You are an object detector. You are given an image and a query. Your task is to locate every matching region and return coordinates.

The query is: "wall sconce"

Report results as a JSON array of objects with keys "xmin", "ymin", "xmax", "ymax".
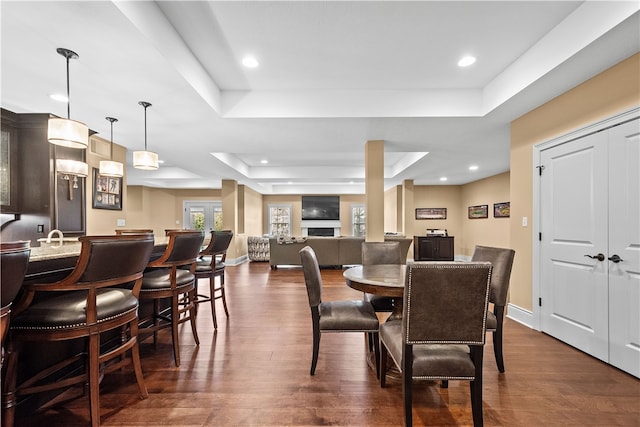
[{"xmin": 56, "ymin": 158, "xmax": 88, "ymax": 200}]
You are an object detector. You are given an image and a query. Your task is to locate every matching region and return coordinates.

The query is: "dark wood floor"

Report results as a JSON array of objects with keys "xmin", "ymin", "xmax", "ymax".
[{"xmin": 14, "ymin": 261, "xmax": 640, "ymax": 426}]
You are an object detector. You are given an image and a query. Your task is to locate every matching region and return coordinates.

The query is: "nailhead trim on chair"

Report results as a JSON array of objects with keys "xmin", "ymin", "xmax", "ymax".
[{"xmin": 10, "ymin": 307, "xmax": 138, "ymax": 331}]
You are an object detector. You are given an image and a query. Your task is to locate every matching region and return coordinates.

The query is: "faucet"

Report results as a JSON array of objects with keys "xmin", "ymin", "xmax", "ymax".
[{"xmin": 46, "ymin": 229, "xmax": 64, "ymax": 246}]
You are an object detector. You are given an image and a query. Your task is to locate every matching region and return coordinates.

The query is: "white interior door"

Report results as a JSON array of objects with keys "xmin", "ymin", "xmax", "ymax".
[
  {"xmin": 608, "ymin": 119, "xmax": 640, "ymax": 377},
  {"xmin": 540, "ymin": 130, "xmax": 609, "ymax": 362}
]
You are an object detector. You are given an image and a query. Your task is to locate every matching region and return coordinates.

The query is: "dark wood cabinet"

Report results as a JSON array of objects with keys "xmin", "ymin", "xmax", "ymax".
[
  {"xmin": 413, "ymin": 236, "xmax": 454, "ymax": 261},
  {"xmin": 0, "ymin": 109, "xmax": 86, "ymax": 243}
]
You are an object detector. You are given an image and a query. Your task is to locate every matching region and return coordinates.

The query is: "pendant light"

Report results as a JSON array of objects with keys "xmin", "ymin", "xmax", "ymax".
[
  {"xmin": 99, "ymin": 117, "xmax": 124, "ymax": 177},
  {"xmin": 47, "ymin": 48, "xmax": 89, "ymax": 149},
  {"xmin": 132, "ymin": 101, "xmax": 159, "ymax": 170}
]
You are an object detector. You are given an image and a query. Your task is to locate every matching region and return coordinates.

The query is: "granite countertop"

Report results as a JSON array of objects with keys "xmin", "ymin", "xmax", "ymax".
[{"xmin": 28, "ymin": 236, "xmax": 173, "ymax": 262}]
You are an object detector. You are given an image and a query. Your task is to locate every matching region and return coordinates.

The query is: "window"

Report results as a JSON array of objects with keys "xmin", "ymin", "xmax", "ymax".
[
  {"xmin": 351, "ymin": 204, "xmax": 366, "ymax": 237},
  {"xmin": 268, "ymin": 204, "xmax": 291, "ymax": 236}
]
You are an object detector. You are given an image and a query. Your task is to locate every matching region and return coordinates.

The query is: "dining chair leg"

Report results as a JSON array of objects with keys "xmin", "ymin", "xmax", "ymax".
[
  {"xmin": 380, "ymin": 343, "xmax": 387, "ymax": 387},
  {"xmin": 494, "ymin": 305, "xmax": 505, "ymax": 372},
  {"xmin": 402, "ymin": 344, "xmax": 413, "ymax": 427},
  {"xmin": 372, "ymin": 332, "xmax": 380, "ymax": 380},
  {"xmin": 310, "ymin": 308, "xmax": 320, "ymax": 376}
]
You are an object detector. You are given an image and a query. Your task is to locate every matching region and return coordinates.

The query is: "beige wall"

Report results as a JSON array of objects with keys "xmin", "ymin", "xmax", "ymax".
[
  {"xmin": 410, "ymin": 185, "xmax": 463, "ymax": 254},
  {"xmin": 262, "ymin": 194, "xmax": 366, "ymax": 236},
  {"xmin": 85, "ymin": 135, "xmax": 128, "ymax": 235},
  {"xmin": 510, "ymin": 52, "xmax": 640, "ymax": 312},
  {"xmin": 460, "ymin": 172, "xmax": 510, "ymax": 256}
]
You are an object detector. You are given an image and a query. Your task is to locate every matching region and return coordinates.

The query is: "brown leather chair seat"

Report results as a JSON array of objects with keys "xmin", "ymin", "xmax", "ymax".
[{"xmin": 10, "ymin": 289, "xmax": 137, "ymax": 329}]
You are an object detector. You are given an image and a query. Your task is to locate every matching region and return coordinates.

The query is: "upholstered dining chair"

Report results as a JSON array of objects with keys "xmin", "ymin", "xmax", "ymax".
[
  {"xmin": 379, "ymin": 261, "xmax": 492, "ymax": 427},
  {"xmin": 470, "ymin": 245, "xmax": 515, "ymax": 372},
  {"xmin": 299, "ymin": 246, "xmax": 380, "ymax": 376},
  {"xmin": 362, "ymin": 241, "xmax": 403, "ymax": 312},
  {"xmin": 193, "ymin": 230, "xmax": 234, "ymax": 329},
  {"xmin": 0, "ymin": 241, "xmax": 30, "ymax": 362},
  {"xmin": 2, "ymin": 234, "xmax": 154, "ymax": 427},
  {"xmin": 138, "ymin": 230, "xmax": 204, "ymax": 367}
]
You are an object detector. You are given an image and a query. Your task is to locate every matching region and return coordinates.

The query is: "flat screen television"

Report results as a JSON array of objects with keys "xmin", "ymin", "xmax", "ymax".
[{"xmin": 302, "ymin": 196, "xmax": 340, "ymax": 220}]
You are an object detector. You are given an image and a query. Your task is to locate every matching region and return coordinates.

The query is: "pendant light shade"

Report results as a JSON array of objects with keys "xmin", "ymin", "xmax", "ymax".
[
  {"xmin": 99, "ymin": 117, "xmax": 124, "ymax": 177},
  {"xmin": 133, "ymin": 101, "xmax": 159, "ymax": 170},
  {"xmin": 47, "ymin": 48, "xmax": 89, "ymax": 149}
]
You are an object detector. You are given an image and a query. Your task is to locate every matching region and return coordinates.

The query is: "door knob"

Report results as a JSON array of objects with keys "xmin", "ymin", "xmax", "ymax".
[
  {"xmin": 608, "ymin": 254, "xmax": 623, "ymax": 263},
  {"xmin": 584, "ymin": 253, "xmax": 605, "ymax": 261}
]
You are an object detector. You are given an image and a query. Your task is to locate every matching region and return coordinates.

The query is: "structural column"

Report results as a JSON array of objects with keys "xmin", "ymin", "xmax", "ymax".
[
  {"xmin": 221, "ymin": 179, "xmax": 239, "ymax": 260},
  {"xmin": 365, "ymin": 140, "xmax": 384, "ymax": 242}
]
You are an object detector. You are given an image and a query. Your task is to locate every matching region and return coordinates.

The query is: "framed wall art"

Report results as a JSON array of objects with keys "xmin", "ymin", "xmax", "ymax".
[
  {"xmin": 493, "ymin": 202, "xmax": 510, "ymax": 218},
  {"xmin": 92, "ymin": 168, "xmax": 122, "ymax": 210},
  {"xmin": 468, "ymin": 204, "xmax": 488, "ymax": 219},
  {"xmin": 415, "ymin": 207, "xmax": 447, "ymax": 220}
]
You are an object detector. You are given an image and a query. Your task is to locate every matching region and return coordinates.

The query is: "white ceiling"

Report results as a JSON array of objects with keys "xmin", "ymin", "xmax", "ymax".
[{"xmin": 2, "ymin": 1, "xmax": 639, "ymax": 194}]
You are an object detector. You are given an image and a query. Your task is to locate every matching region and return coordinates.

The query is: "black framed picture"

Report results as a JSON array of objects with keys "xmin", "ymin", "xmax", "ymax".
[
  {"xmin": 468, "ymin": 204, "xmax": 488, "ymax": 219},
  {"xmin": 92, "ymin": 168, "xmax": 122, "ymax": 210},
  {"xmin": 493, "ymin": 202, "xmax": 510, "ymax": 218},
  {"xmin": 415, "ymin": 207, "xmax": 447, "ymax": 220}
]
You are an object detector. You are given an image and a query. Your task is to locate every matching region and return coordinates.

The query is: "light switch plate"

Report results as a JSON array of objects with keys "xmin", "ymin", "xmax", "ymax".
[{"xmin": 522, "ymin": 216, "xmax": 528, "ymax": 227}]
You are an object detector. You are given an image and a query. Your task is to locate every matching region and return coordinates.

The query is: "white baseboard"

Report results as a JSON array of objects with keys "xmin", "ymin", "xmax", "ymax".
[
  {"xmin": 506, "ymin": 303, "xmax": 535, "ymax": 329},
  {"xmin": 226, "ymin": 255, "xmax": 248, "ymax": 266}
]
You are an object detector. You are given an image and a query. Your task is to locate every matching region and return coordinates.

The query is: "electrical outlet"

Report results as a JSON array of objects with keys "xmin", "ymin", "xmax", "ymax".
[
  {"xmin": 522, "ymin": 216, "xmax": 528, "ymax": 227},
  {"xmin": 37, "ymin": 224, "xmax": 44, "ymax": 233},
  {"xmin": 116, "ymin": 219, "xmax": 126, "ymax": 227}
]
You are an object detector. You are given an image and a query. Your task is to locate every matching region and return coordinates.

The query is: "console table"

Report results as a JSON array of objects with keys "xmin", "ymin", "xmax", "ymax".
[{"xmin": 413, "ymin": 236, "xmax": 454, "ymax": 261}]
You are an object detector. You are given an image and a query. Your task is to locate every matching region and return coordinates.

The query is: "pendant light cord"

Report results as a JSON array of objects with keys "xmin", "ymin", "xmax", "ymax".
[
  {"xmin": 139, "ymin": 101, "xmax": 152, "ymax": 151},
  {"xmin": 65, "ymin": 55, "xmax": 71, "ymax": 119}
]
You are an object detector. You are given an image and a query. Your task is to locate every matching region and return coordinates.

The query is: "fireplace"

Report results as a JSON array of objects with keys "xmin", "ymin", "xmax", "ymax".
[
  {"xmin": 301, "ymin": 220, "xmax": 341, "ymax": 237},
  {"xmin": 308, "ymin": 227, "xmax": 335, "ymax": 237}
]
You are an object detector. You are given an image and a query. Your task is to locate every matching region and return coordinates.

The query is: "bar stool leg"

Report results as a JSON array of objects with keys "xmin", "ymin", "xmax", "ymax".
[
  {"xmin": 170, "ymin": 294, "xmax": 181, "ymax": 367},
  {"xmin": 88, "ymin": 333, "xmax": 101, "ymax": 427},
  {"xmin": 209, "ymin": 276, "xmax": 218, "ymax": 329}
]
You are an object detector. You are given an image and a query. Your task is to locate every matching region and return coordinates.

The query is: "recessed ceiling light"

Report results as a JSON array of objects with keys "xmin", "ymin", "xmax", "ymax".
[
  {"xmin": 440, "ymin": 177, "xmax": 448, "ymax": 182},
  {"xmin": 260, "ymin": 159, "xmax": 268, "ymax": 164},
  {"xmin": 469, "ymin": 165, "xmax": 478, "ymax": 171},
  {"xmin": 458, "ymin": 56, "xmax": 476, "ymax": 67},
  {"xmin": 50, "ymin": 93, "xmax": 68, "ymax": 102},
  {"xmin": 242, "ymin": 56, "xmax": 259, "ymax": 68}
]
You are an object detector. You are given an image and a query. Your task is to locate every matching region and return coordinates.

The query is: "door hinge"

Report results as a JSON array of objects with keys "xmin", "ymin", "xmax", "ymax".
[
  {"xmin": 539, "ymin": 297, "xmax": 542, "ymax": 307},
  {"xmin": 536, "ymin": 165, "xmax": 545, "ymax": 176},
  {"xmin": 539, "ymin": 232, "xmax": 542, "ymax": 241}
]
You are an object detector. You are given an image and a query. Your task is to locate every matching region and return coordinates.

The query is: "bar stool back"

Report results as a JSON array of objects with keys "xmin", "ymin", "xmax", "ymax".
[
  {"xmin": 2, "ymin": 234, "xmax": 154, "ymax": 427},
  {"xmin": 0, "ymin": 241, "xmax": 30, "ymax": 361},
  {"xmin": 193, "ymin": 230, "xmax": 234, "ymax": 329},
  {"xmin": 138, "ymin": 230, "xmax": 204, "ymax": 366}
]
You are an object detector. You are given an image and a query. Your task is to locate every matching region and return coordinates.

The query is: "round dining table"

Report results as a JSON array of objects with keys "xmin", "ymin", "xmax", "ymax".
[{"xmin": 343, "ymin": 264, "xmax": 407, "ymax": 321}]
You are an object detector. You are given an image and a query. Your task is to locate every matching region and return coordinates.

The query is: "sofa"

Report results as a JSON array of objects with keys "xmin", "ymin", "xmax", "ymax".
[{"xmin": 268, "ymin": 236, "xmax": 412, "ymax": 268}]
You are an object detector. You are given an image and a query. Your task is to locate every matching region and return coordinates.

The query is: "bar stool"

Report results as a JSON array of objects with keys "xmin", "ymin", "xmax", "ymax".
[
  {"xmin": 0, "ymin": 241, "xmax": 30, "ymax": 365},
  {"xmin": 138, "ymin": 230, "xmax": 204, "ymax": 366},
  {"xmin": 193, "ymin": 230, "xmax": 233, "ymax": 329},
  {"xmin": 2, "ymin": 234, "xmax": 155, "ymax": 427}
]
